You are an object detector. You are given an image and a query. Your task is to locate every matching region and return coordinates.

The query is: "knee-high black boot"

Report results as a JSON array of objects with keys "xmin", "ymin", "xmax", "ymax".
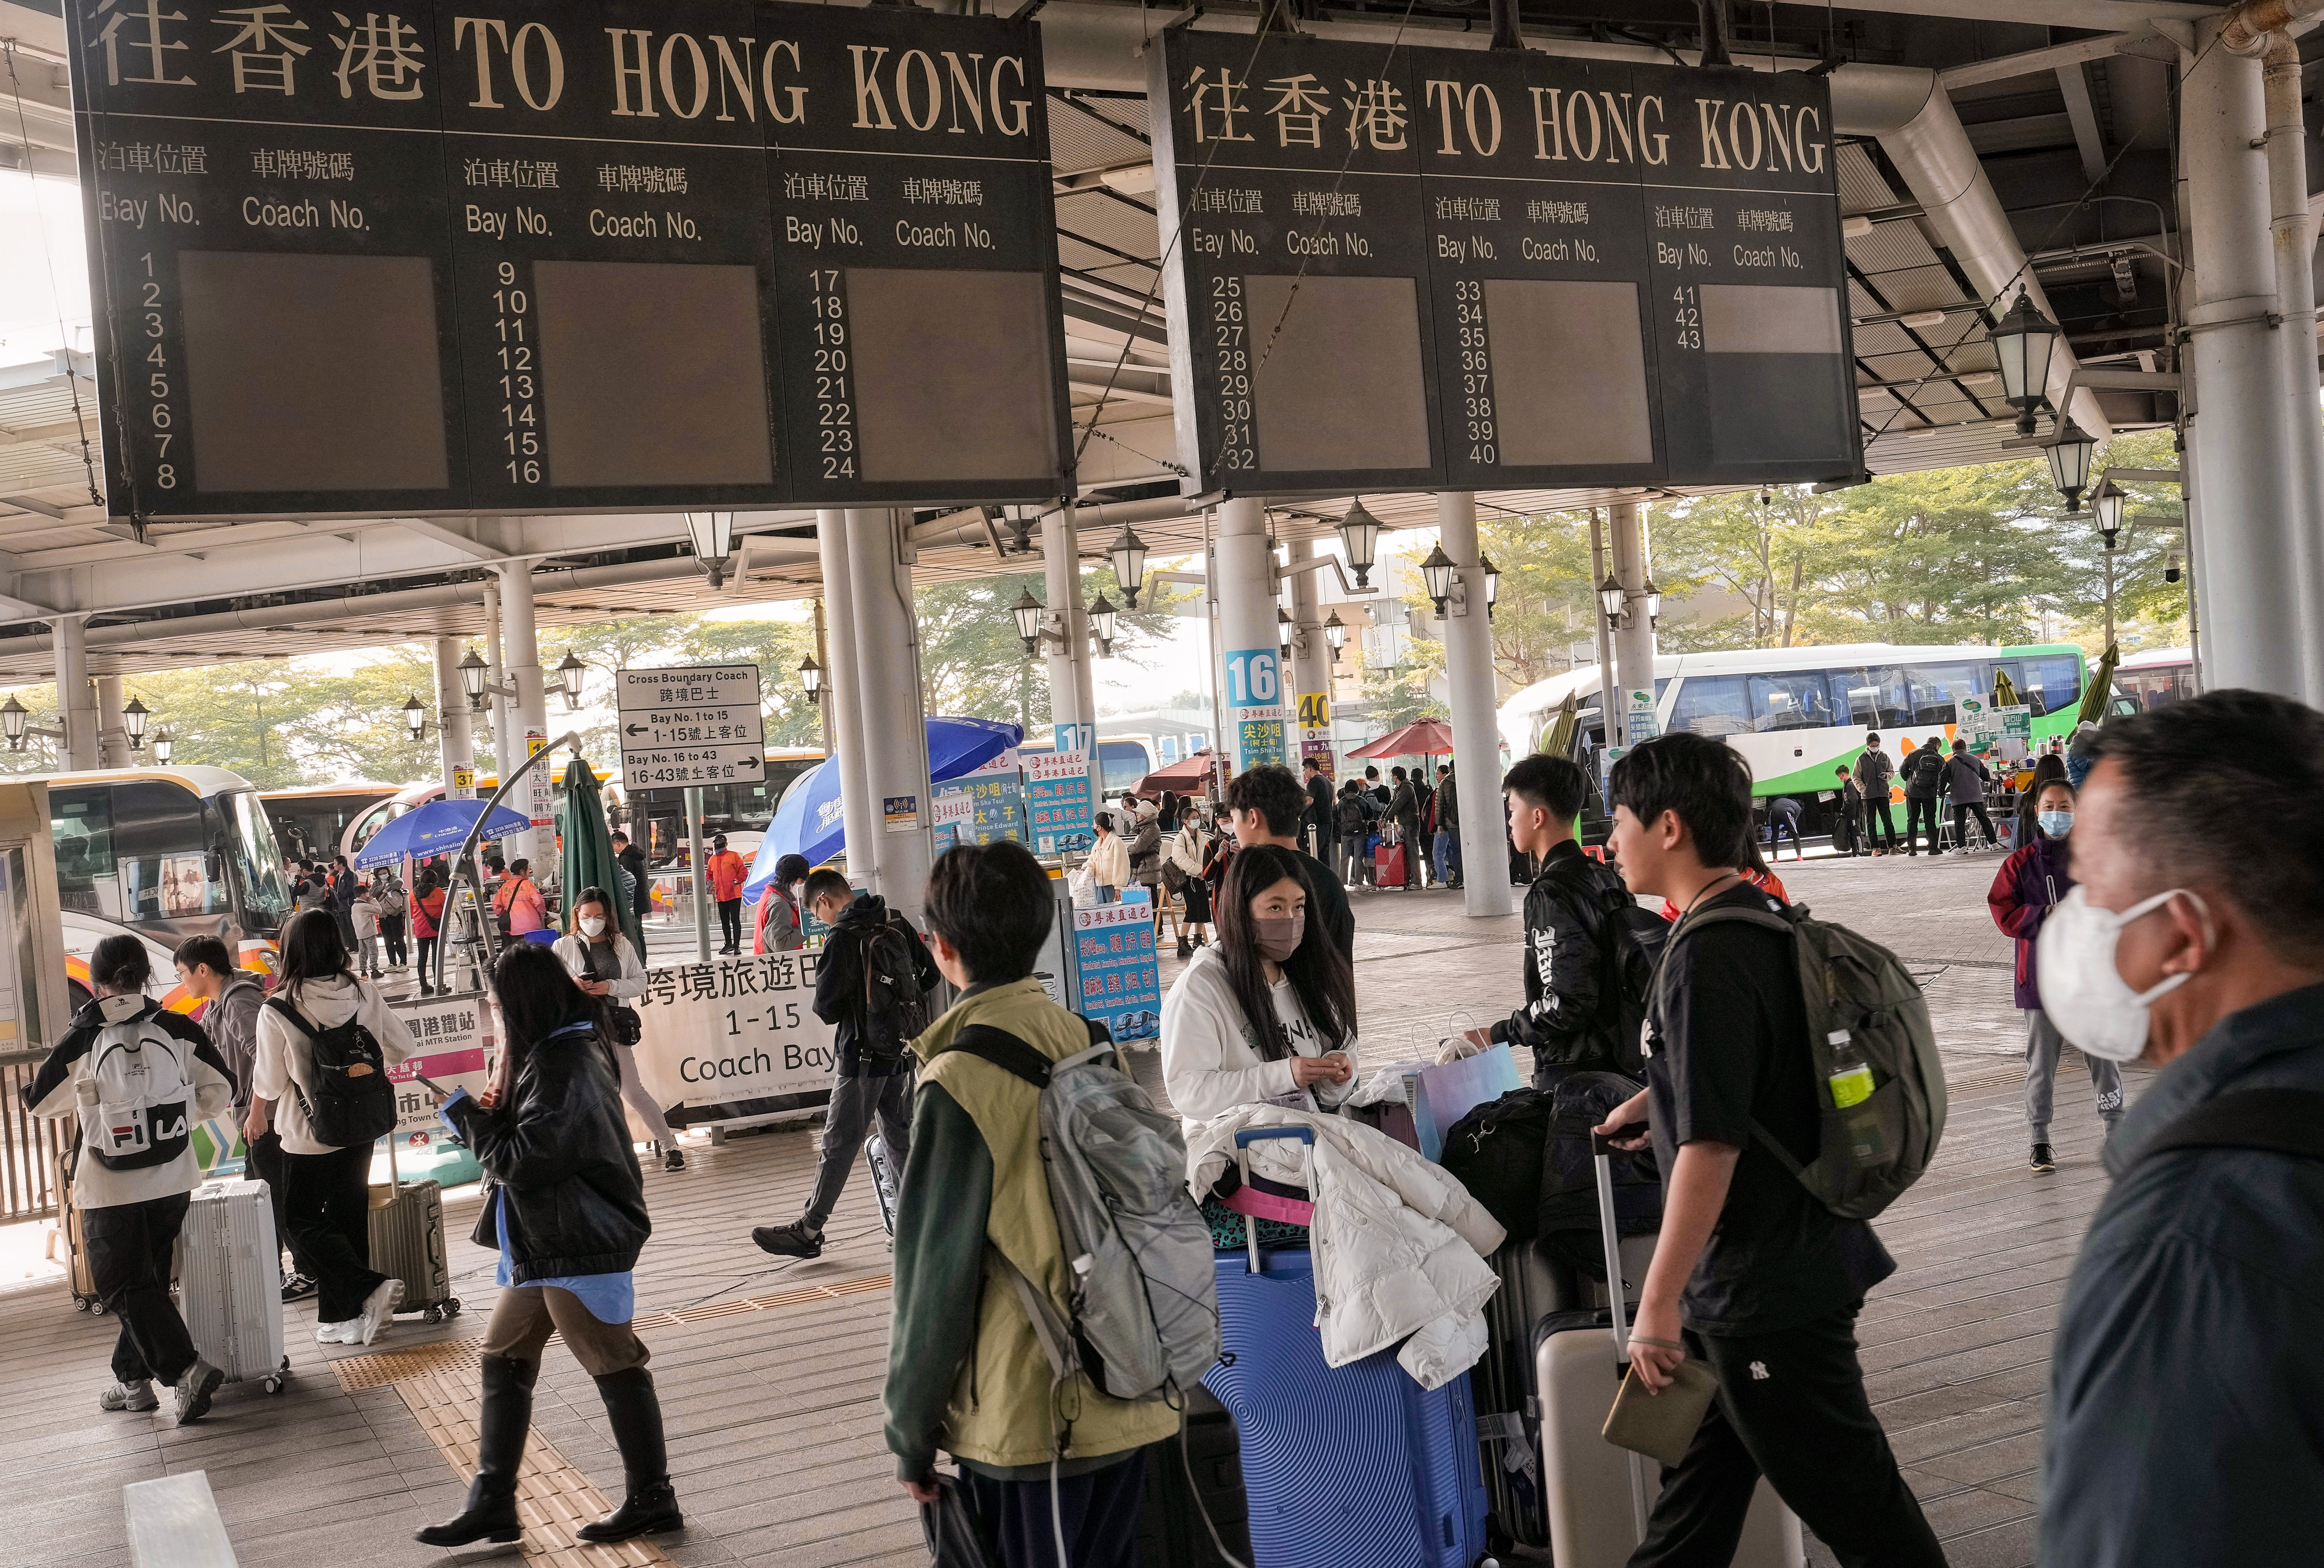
[
  {"xmin": 415, "ymin": 1354, "xmax": 536, "ymax": 1545},
  {"xmin": 578, "ymin": 1367, "xmax": 684, "ymax": 1542}
]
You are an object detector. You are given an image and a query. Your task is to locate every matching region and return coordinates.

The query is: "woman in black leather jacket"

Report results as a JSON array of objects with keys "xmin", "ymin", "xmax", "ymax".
[{"xmin": 417, "ymin": 944, "xmax": 678, "ymax": 1549}]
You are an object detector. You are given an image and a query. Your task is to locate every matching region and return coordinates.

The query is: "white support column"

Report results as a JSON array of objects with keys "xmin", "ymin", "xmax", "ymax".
[
  {"xmin": 1436, "ymin": 494, "xmax": 1516, "ymax": 918},
  {"xmin": 1287, "ymin": 539, "xmax": 1333, "ymax": 783},
  {"xmin": 499, "ymin": 561, "xmax": 549, "ymax": 867},
  {"xmin": 2183, "ymin": 20, "xmax": 2305, "ymax": 697},
  {"xmin": 95, "ymin": 674, "xmax": 128, "ymax": 768},
  {"xmin": 54, "ymin": 617, "xmax": 95, "ymax": 771},
  {"xmin": 1608, "ymin": 501, "xmax": 1658, "ymax": 742},
  {"xmin": 1041, "ymin": 501, "xmax": 1094, "ymax": 813},
  {"xmin": 483, "ymin": 581, "xmax": 511, "ymax": 808},
  {"xmin": 817, "ymin": 510, "xmax": 879, "ymax": 880},
  {"xmin": 847, "ymin": 508, "xmax": 934, "ymax": 923},
  {"xmin": 433, "ymin": 636, "xmax": 475, "ymax": 796},
  {"xmin": 1212, "ymin": 498, "xmax": 1285, "ymax": 775},
  {"xmin": 1589, "ymin": 510, "xmax": 1617, "ymax": 739},
  {"xmin": 2263, "ymin": 35, "xmax": 2324, "ymax": 700}
]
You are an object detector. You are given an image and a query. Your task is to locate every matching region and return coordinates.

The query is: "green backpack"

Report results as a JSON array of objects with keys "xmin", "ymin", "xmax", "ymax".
[{"xmin": 1655, "ymin": 900, "xmax": 1947, "ymax": 1219}]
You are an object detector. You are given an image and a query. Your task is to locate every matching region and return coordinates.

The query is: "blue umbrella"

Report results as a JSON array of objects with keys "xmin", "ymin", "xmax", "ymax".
[
  {"xmin": 742, "ymin": 717, "xmax": 1022, "ymax": 901},
  {"xmin": 355, "ymin": 797, "xmax": 533, "ymax": 871}
]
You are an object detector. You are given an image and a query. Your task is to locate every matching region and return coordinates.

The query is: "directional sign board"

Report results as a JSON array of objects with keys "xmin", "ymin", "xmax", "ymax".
[
  {"xmin": 617, "ymin": 663, "xmax": 765, "ymax": 787},
  {"xmin": 1148, "ymin": 33, "xmax": 1860, "ymax": 496},
  {"xmin": 62, "ymin": 0, "xmax": 1072, "ymax": 520}
]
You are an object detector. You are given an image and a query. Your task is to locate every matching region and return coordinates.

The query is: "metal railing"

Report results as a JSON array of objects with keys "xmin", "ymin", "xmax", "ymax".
[{"xmin": 0, "ymin": 1045, "xmax": 66, "ymax": 1222}]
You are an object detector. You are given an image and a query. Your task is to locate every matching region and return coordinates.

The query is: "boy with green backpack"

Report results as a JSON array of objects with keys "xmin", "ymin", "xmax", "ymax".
[{"xmin": 1595, "ymin": 732, "xmax": 1947, "ymax": 1567}]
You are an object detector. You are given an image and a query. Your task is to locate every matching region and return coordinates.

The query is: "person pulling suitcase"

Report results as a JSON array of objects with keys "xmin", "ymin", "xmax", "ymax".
[
  {"xmin": 24, "ymin": 935, "xmax": 234, "ymax": 1422},
  {"xmin": 1595, "ymin": 735, "xmax": 1945, "ymax": 1567}
]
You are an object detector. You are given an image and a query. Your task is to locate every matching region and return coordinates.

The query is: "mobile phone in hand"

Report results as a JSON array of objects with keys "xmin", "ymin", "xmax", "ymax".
[{"xmin": 413, "ymin": 1074, "xmax": 450, "ymax": 1097}]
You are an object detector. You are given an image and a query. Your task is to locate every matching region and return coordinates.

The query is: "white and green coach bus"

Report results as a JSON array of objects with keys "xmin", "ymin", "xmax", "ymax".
[{"xmin": 1499, "ymin": 642, "xmax": 2088, "ymax": 819}]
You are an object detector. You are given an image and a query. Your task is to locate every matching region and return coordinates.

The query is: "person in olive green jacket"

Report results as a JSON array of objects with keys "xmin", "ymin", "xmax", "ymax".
[{"xmin": 885, "ymin": 840, "xmax": 1179, "ymax": 1563}]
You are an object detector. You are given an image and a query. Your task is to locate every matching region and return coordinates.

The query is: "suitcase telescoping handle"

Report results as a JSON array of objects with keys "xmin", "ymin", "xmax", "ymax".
[
  {"xmin": 1233, "ymin": 1127, "xmax": 1315, "ymax": 1275},
  {"xmin": 1591, "ymin": 1126, "xmax": 1656, "ymax": 1542}
]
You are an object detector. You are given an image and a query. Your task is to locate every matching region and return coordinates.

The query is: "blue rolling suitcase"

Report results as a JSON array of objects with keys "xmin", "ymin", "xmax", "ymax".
[{"xmin": 1204, "ymin": 1243, "xmax": 1490, "ymax": 1568}]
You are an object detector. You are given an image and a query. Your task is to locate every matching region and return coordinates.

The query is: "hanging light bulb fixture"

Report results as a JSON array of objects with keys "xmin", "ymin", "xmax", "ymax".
[
  {"xmin": 2044, "ymin": 419, "xmax": 2099, "ymax": 513},
  {"xmin": 1986, "ymin": 287, "xmax": 2063, "ymax": 436},
  {"xmin": 1419, "ymin": 544, "xmax": 1456, "ymax": 612},
  {"xmin": 2091, "ymin": 478, "xmax": 2126, "ymax": 550},
  {"xmin": 122, "ymin": 696, "xmax": 150, "ymax": 751},
  {"xmin": 458, "ymin": 648, "xmax": 489, "ymax": 712},
  {"xmin": 554, "ymin": 651, "xmax": 587, "ymax": 712},
  {"xmin": 1011, "ymin": 587, "xmax": 1045, "ymax": 657},
  {"xmin": 1107, "ymin": 526, "xmax": 1149, "ymax": 608},
  {"xmin": 1323, "ymin": 609, "xmax": 1347, "ymax": 659},
  {"xmin": 683, "ymin": 510, "xmax": 737, "ymax": 588},
  {"xmin": 1479, "ymin": 553, "xmax": 1500, "ymax": 619},
  {"xmin": 1088, "ymin": 592, "xmax": 1119, "ymax": 657},
  {"xmin": 1336, "ymin": 498, "xmax": 1382, "ymax": 588},
  {"xmin": 1, "ymin": 694, "xmax": 27, "ymax": 753},
  {"xmin": 403, "ymin": 694, "xmax": 428, "ymax": 743},
  {"xmin": 152, "ymin": 729, "xmax": 173, "ymax": 766},
  {"xmin": 1597, "ymin": 573, "xmax": 1625, "ymax": 625},
  {"xmin": 798, "ymin": 654, "xmax": 822, "ymax": 704}
]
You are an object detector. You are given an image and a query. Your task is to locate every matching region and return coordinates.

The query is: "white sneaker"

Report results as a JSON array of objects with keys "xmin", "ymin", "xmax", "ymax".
[
  {"xmin": 357, "ymin": 1279, "xmax": 404, "ymax": 1345},
  {"xmin": 99, "ymin": 1380, "xmax": 158, "ymax": 1412},
  {"xmin": 314, "ymin": 1318, "xmax": 360, "ymax": 1344}
]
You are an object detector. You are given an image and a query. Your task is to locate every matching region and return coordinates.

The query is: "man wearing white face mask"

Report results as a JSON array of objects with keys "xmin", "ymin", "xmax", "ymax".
[{"xmin": 2039, "ymin": 691, "xmax": 2324, "ymax": 1568}]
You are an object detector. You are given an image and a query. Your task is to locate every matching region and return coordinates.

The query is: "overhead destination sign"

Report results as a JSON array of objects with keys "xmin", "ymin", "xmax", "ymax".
[
  {"xmin": 617, "ymin": 662, "xmax": 764, "ymax": 785},
  {"xmin": 1148, "ymin": 32, "xmax": 1860, "ymax": 496},
  {"xmin": 65, "ymin": 0, "xmax": 1071, "ymax": 522}
]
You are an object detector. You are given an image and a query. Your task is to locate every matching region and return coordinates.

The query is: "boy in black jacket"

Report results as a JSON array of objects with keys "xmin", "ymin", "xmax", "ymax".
[
  {"xmin": 1455, "ymin": 754, "xmax": 1642, "ymax": 1084},
  {"xmin": 751, "ymin": 872, "xmax": 938, "ymax": 1259}
]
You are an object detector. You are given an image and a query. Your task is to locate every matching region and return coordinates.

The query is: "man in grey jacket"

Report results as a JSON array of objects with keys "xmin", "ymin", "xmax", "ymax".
[{"xmin": 2041, "ymin": 690, "xmax": 2324, "ymax": 1566}]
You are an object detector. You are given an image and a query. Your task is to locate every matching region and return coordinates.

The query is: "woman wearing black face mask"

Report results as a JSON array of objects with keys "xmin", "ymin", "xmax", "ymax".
[{"xmin": 1159, "ymin": 842, "xmax": 1359, "ymax": 1144}]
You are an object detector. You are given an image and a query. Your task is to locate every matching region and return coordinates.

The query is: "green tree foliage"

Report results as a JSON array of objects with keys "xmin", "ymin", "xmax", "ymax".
[{"xmin": 914, "ymin": 569, "xmax": 1180, "ymax": 735}]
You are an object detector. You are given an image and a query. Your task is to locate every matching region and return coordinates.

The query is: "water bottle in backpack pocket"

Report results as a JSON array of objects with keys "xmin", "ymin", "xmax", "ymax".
[
  {"xmin": 263, "ymin": 997, "xmax": 397, "ymax": 1148},
  {"xmin": 81, "ymin": 1021, "xmax": 196, "ymax": 1171}
]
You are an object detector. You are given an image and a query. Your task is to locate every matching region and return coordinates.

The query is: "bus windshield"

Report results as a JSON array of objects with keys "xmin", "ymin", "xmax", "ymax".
[{"xmin": 222, "ymin": 790, "xmax": 293, "ymax": 934}]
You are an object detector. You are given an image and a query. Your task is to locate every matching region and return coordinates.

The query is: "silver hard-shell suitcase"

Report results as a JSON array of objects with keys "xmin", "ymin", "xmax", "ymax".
[
  {"xmin": 1531, "ymin": 1134, "xmax": 1804, "ymax": 1567},
  {"xmin": 179, "ymin": 1178, "xmax": 289, "ymax": 1394}
]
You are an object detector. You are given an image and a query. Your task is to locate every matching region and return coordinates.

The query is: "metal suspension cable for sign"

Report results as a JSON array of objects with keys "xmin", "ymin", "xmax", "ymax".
[
  {"xmin": 2, "ymin": 41, "xmax": 104, "ymax": 512},
  {"xmin": 437, "ymin": 728, "xmax": 584, "ymax": 994}
]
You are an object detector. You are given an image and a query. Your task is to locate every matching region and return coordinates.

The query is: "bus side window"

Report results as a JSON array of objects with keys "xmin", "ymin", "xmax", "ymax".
[
  {"xmin": 49, "ymin": 787, "xmax": 115, "ymax": 917},
  {"xmin": 1667, "ymin": 675, "xmax": 1750, "ymax": 737},
  {"xmin": 2024, "ymin": 654, "xmax": 2083, "ymax": 716}
]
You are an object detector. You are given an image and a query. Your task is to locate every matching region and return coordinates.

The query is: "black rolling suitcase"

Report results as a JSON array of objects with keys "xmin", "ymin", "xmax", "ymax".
[{"xmin": 1134, "ymin": 1384, "xmax": 1253, "ymax": 1568}]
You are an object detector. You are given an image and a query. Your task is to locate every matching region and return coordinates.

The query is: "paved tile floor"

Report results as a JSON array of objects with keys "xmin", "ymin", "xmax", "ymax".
[{"xmin": 2, "ymin": 847, "xmax": 2129, "ymax": 1568}]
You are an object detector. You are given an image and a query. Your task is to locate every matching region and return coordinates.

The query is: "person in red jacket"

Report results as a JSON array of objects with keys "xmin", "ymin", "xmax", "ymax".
[
  {"xmin": 706, "ymin": 835, "xmax": 750, "ymax": 955},
  {"xmin": 1987, "ymin": 777, "xmax": 2123, "ymax": 1173}
]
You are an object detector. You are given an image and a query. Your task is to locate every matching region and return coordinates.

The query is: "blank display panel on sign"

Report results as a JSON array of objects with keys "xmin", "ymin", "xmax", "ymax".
[
  {"xmin": 845, "ymin": 268, "xmax": 1061, "ymax": 484},
  {"xmin": 1699, "ymin": 284, "xmax": 1853, "ymax": 465},
  {"xmin": 1244, "ymin": 275, "xmax": 1432, "ymax": 475},
  {"xmin": 533, "ymin": 262, "xmax": 773, "ymax": 489},
  {"xmin": 179, "ymin": 252, "xmax": 448, "ymax": 494},
  {"xmin": 1483, "ymin": 280, "xmax": 1654, "ymax": 467}
]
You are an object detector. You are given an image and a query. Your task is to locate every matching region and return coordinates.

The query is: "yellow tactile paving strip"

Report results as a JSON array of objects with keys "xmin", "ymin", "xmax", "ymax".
[
  {"xmin": 331, "ymin": 1272, "xmax": 896, "ymax": 1566},
  {"xmin": 398, "ymin": 1366, "xmax": 666, "ymax": 1568}
]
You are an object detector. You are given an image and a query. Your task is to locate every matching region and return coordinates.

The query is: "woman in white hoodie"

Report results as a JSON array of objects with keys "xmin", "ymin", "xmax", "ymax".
[
  {"xmin": 552, "ymin": 886, "xmax": 683, "ymax": 1172},
  {"xmin": 249, "ymin": 909, "xmax": 411, "ymax": 1345}
]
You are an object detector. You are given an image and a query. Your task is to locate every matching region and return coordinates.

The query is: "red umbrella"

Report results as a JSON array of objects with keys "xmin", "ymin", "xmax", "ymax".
[
  {"xmin": 1136, "ymin": 750, "xmax": 1222, "ymax": 796},
  {"xmin": 1348, "ymin": 718, "xmax": 1456, "ymax": 759}
]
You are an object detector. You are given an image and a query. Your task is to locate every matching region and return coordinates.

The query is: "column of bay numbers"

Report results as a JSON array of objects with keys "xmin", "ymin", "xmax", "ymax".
[
  {"xmin": 1212, "ymin": 276, "xmax": 1255, "ymax": 473},
  {"xmin": 1453, "ymin": 279, "xmax": 1496, "ymax": 466},
  {"xmin": 493, "ymin": 261, "xmax": 541, "ymax": 487},
  {"xmin": 131, "ymin": 250, "xmax": 184, "ymax": 497},
  {"xmin": 808, "ymin": 270, "xmax": 856, "ymax": 482}
]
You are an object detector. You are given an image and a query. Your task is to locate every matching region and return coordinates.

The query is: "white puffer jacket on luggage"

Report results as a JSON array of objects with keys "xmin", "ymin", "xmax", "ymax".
[{"xmin": 1187, "ymin": 1104, "xmax": 1506, "ymax": 1389}]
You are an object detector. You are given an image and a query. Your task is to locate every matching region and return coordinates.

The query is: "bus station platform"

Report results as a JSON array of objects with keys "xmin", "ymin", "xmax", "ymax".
[{"xmin": 1, "ymin": 851, "xmax": 2124, "ymax": 1568}]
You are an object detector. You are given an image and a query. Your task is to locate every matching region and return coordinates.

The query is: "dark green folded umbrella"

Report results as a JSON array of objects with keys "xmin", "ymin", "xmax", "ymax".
[{"xmin": 558, "ymin": 755, "xmax": 638, "ymax": 951}]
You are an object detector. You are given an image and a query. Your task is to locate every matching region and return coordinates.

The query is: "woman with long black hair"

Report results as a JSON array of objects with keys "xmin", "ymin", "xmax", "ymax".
[
  {"xmin": 418, "ymin": 943, "xmax": 678, "ymax": 1549},
  {"xmin": 247, "ymin": 909, "xmax": 409, "ymax": 1346},
  {"xmin": 1159, "ymin": 841, "xmax": 1359, "ymax": 1137}
]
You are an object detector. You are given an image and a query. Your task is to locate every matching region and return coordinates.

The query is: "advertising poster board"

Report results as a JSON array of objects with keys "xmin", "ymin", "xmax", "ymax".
[
  {"xmin": 1027, "ymin": 740, "xmax": 1095, "ymax": 854},
  {"xmin": 1071, "ymin": 895, "xmax": 1161, "ymax": 1043}
]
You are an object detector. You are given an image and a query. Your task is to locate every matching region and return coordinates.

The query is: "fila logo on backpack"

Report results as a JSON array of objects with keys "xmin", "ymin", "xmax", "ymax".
[{"xmin": 81, "ymin": 1025, "xmax": 195, "ymax": 1171}]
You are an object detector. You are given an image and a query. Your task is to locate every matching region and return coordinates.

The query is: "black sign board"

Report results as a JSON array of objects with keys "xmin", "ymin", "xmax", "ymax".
[
  {"xmin": 64, "ymin": 0, "xmax": 1071, "ymax": 520},
  {"xmin": 1149, "ymin": 33, "xmax": 1860, "ymax": 497}
]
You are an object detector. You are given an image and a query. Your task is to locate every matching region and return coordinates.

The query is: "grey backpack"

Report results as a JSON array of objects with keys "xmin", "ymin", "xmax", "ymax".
[{"xmin": 952, "ymin": 1020, "xmax": 1220, "ymax": 1402}]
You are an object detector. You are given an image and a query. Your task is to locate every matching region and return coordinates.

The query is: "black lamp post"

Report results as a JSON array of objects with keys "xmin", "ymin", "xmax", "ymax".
[
  {"xmin": 1337, "ymin": 499, "xmax": 1382, "ymax": 589},
  {"xmin": 1986, "ymin": 287, "xmax": 2063, "ymax": 436},
  {"xmin": 123, "ymin": 696, "xmax": 150, "ymax": 753},
  {"xmin": 2045, "ymin": 420, "xmax": 2098, "ymax": 513},
  {"xmin": 458, "ymin": 648, "xmax": 489, "ymax": 712},
  {"xmin": 1107, "ymin": 527, "xmax": 1149, "ymax": 608},
  {"xmin": 1011, "ymin": 588, "xmax": 1045, "ymax": 657},
  {"xmin": 1, "ymin": 695, "xmax": 26, "ymax": 753},
  {"xmin": 799, "ymin": 654, "xmax": 822, "ymax": 704},
  {"xmin": 1419, "ymin": 544, "xmax": 1455, "ymax": 612},
  {"xmin": 554, "ymin": 651, "xmax": 586, "ymax": 712},
  {"xmin": 403, "ymin": 694, "xmax": 428, "ymax": 743},
  {"xmin": 1089, "ymin": 592, "xmax": 1119, "ymax": 658}
]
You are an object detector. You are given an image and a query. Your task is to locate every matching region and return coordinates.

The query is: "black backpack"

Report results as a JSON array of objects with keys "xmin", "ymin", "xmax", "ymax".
[
  {"xmin": 264, "ymin": 994, "xmax": 396, "ymax": 1148},
  {"xmin": 1440, "ymin": 1087, "xmax": 1557, "ymax": 1242},
  {"xmin": 857, "ymin": 919, "xmax": 931, "ymax": 1061},
  {"xmin": 1536, "ymin": 1070, "xmax": 1662, "ymax": 1279},
  {"xmin": 1334, "ymin": 795, "xmax": 1369, "ymax": 836}
]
